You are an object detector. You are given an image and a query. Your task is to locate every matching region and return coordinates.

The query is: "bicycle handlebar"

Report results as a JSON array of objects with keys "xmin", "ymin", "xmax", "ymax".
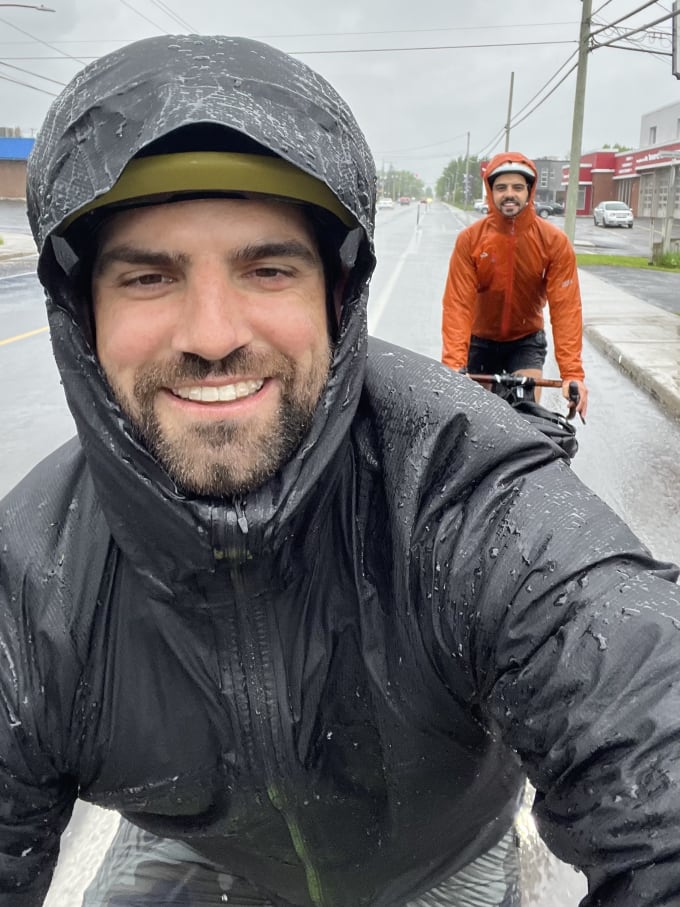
[
  {"xmin": 466, "ymin": 372, "xmax": 585, "ymax": 424},
  {"xmin": 467, "ymin": 373, "xmax": 563, "ymax": 389}
]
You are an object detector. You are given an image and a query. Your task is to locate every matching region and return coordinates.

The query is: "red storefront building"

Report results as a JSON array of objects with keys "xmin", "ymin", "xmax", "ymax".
[{"xmin": 562, "ymin": 143, "xmax": 680, "ymax": 220}]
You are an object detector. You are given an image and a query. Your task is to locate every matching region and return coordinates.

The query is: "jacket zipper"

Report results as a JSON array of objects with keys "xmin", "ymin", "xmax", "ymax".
[
  {"xmin": 218, "ymin": 504, "xmax": 328, "ymax": 907},
  {"xmin": 501, "ymin": 219, "xmax": 516, "ymax": 339}
]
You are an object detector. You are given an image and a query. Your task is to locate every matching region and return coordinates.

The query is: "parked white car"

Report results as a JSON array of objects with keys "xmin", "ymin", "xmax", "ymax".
[
  {"xmin": 593, "ymin": 200, "xmax": 634, "ymax": 228},
  {"xmin": 377, "ymin": 197, "xmax": 394, "ymax": 210}
]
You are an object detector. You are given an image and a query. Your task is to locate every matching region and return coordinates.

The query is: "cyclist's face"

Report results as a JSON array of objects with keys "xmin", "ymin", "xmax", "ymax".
[{"xmin": 491, "ymin": 175, "xmax": 529, "ymax": 218}]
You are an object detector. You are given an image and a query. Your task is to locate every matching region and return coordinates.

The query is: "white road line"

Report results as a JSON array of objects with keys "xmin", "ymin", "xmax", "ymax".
[
  {"xmin": 0, "ymin": 270, "xmax": 37, "ymax": 281},
  {"xmin": 368, "ymin": 226, "xmax": 422, "ymax": 335}
]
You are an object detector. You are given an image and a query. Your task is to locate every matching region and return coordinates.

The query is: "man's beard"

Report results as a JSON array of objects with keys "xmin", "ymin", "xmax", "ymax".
[{"xmin": 109, "ymin": 346, "xmax": 331, "ymax": 497}]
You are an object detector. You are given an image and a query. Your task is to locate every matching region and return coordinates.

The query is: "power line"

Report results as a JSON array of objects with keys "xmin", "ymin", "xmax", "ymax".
[
  {"xmin": 0, "ymin": 37, "xmax": 579, "ymax": 65},
  {"xmin": 508, "ymin": 54, "xmax": 579, "ymax": 127},
  {"xmin": 508, "ymin": 62, "xmax": 579, "ymax": 132},
  {"xmin": 0, "ymin": 13, "xmax": 88, "ymax": 63},
  {"xmin": 290, "ymin": 39, "xmax": 576, "ymax": 57},
  {"xmin": 0, "ymin": 58, "xmax": 65, "ymax": 85},
  {"xmin": 146, "ymin": 0, "xmax": 194, "ymax": 31},
  {"xmin": 592, "ymin": 14, "xmax": 672, "ymax": 56},
  {"xmin": 592, "ymin": 7, "xmax": 676, "ymax": 46},
  {"xmin": 0, "ymin": 37, "xmax": 579, "ymax": 63},
  {"xmin": 475, "ymin": 50, "xmax": 579, "ymax": 158},
  {"xmin": 254, "ymin": 22, "xmax": 580, "ymax": 40},
  {"xmin": 592, "ymin": 0, "xmax": 618, "ymax": 14},
  {"xmin": 377, "ymin": 131, "xmax": 472, "ymax": 155},
  {"xmin": 590, "ymin": 0, "xmax": 662, "ymax": 36},
  {"xmin": 118, "ymin": 0, "xmax": 168, "ymax": 34},
  {"xmin": 0, "ymin": 70, "xmax": 56, "ymax": 95}
]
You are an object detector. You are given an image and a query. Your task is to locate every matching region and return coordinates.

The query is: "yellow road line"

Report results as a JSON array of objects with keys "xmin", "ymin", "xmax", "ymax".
[{"xmin": 0, "ymin": 326, "xmax": 48, "ymax": 347}]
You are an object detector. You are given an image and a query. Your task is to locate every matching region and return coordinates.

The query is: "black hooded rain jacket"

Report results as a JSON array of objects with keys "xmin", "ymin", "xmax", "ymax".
[{"xmin": 3, "ymin": 33, "xmax": 680, "ymax": 907}]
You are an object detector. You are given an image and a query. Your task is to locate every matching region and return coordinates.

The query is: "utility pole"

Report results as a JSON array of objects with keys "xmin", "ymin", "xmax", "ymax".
[
  {"xmin": 564, "ymin": 0, "xmax": 593, "ymax": 244},
  {"xmin": 504, "ymin": 72, "xmax": 515, "ymax": 152},
  {"xmin": 662, "ymin": 162, "xmax": 677, "ymax": 254},
  {"xmin": 464, "ymin": 131, "xmax": 471, "ymax": 208}
]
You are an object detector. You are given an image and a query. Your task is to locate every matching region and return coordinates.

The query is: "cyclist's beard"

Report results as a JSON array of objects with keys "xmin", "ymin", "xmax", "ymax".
[{"xmin": 107, "ymin": 345, "xmax": 332, "ymax": 497}]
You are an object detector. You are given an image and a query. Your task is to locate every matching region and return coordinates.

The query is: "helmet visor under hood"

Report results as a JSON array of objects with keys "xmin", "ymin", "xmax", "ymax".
[{"xmin": 56, "ymin": 135, "xmax": 360, "ymax": 343}]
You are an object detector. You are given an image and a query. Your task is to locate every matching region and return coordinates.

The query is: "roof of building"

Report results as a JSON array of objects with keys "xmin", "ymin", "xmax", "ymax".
[{"xmin": 0, "ymin": 137, "xmax": 34, "ymax": 161}]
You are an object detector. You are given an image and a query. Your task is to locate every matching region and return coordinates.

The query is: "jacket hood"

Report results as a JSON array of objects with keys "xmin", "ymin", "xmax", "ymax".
[
  {"xmin": 26, "ymin": 34, "xmax": 377, "ymax": 581},
  {"xmin": 483, "ymin": 151, "xmax": 538, "ymax": 227}
]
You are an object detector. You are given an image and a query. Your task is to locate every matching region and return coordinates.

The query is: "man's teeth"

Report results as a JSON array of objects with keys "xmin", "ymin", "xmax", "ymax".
[{"xmin": 173, "ymin": 379, "xmax": 264, "ymax": 402}]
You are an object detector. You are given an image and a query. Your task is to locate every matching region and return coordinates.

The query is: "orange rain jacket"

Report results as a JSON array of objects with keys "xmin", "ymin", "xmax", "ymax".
[{"xmin": 441, "ymin": 151, "xmax": 585, "ymax": 381}]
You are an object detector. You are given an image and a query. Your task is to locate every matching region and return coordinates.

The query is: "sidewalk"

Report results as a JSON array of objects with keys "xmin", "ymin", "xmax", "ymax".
[{"xmin": 578, "ymin": 267, "xmax": 680, "ymax": 421}]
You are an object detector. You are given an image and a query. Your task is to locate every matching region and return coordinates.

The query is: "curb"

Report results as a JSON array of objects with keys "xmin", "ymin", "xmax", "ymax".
[
  {"xmin": 578, "ymin": 268, "xmax": 680, "ymax": 423},
  {"xmin": 584, "ymin": 325, "xmax": 680, "ymax": 422}
]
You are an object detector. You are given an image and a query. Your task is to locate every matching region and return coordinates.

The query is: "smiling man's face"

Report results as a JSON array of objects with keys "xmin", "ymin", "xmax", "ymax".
[
  {"xmin": 491, "ymin": 174, "xmax": 530, "ymax": 219},
  {"xmin": 91, "ymin": 196, "xmax": 331, "ymax": 497}
]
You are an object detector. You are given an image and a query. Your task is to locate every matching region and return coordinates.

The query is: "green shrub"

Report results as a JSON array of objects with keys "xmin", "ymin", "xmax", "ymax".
[{"xmin": 655, "ymin": 251, "xmax": 680, "ymax": 269}]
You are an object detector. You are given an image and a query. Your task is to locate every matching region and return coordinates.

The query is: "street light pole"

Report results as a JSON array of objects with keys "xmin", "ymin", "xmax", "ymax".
[
  {"xmin": 564, "ymin": 0, "xmax": 593, "ymax": 244},
  {"xmin": 504, "ymin": 71, "xmax": 515, "ymax": 152}
]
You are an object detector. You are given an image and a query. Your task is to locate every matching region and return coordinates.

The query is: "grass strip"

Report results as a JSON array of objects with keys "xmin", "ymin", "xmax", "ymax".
[{"xmin": 576, "ymin": 253, "xmax": 680, "ymax": 271}]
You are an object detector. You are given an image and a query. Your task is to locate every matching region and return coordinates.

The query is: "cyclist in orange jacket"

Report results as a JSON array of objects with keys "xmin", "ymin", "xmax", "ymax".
[{"xmin": 441, "ymin": 151, "xmax": 588, "ymax": 420}]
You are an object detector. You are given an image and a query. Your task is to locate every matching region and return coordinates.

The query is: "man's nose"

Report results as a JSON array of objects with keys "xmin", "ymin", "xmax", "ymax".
[{"xmin": 172, "ymin": 269, "xmax": 255, "ymax": 361}]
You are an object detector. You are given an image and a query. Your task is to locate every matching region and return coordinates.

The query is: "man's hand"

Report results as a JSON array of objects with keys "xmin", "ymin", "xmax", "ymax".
[{"xmin": 563, "ymin": 379, "xmax": 588, "ymax": 423}]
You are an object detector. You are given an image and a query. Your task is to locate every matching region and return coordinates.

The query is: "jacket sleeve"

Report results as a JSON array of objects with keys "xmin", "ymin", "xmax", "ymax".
[
  {"xmin": 442, "ymin": 454, "xmax": 680, "ymax": 905},
  {"xmin": 0, "ymin": 587, "xmax": 78, "ymax": 905},
  {"xmin": 544, "ymin": 234, "xmax": 585, "ymax": 381},
  {"xmin": 441, "ymin": 229, "xmax": 478, "ymax": 370}
]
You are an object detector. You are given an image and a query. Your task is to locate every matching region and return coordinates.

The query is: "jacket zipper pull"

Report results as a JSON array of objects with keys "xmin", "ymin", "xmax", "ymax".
[{"xmin": 234, "ymin": 499, "xmax": 249, "ymax": 535}]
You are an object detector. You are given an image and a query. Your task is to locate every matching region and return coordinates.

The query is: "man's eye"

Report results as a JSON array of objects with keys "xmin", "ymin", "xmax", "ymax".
[
  {"xmin": 123, "ymin": 273, "xmax": 169, "ymax": 287},
  {"xmin": 253, "ymin": 267, "xmax": 291, "ymax": 278}
]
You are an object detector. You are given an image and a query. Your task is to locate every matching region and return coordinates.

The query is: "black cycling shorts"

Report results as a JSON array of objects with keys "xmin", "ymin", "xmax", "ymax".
[
  {"xmin": 467, "ymin": 330, "xmax": 547, "ymax": 374},
  {"xmin": 82, "ymin": 819, "xmax": 520, "ymax": 906}
]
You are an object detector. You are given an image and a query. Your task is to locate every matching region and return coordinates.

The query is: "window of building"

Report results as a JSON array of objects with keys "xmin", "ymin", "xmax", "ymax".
[
  {"xmin": 539, "ymin": 168, "xmax": 549, "ymax": 188},
  {"xmin": 649, "ymin": 126, "xmax": 657, "ymax": 144},
  {"xmin": 677, "ymin": 118, "xmax": 680, "ymax": 138}
]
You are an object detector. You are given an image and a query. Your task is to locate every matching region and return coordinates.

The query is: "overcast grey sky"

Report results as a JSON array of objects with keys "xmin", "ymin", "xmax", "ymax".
[{"xmin": 2, "ymin": 0, "xmax": 678, "ymax": 186}]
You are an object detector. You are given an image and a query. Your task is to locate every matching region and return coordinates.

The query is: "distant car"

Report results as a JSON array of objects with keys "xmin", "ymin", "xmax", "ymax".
[
  {"xmin": 550, "ymin": 201, "xmax": 565, "ymax": 215},
  {"xmin": 593, "ymin": 200, "xmax": 634, "ymax": 228},
  {"xmin": 377, "ymin": 197, "xmax": 394, "ymax": 210},
  {"xmin": 534, "ymin": 201, "xmax": 554, "ymax": 218},
  {"xmin": 473, "ymin": 199, "xmax": 487, "ymax": 211},
  {"xmin": 398, "ymin": 196, "xmax": 411, "ymax": 205}
]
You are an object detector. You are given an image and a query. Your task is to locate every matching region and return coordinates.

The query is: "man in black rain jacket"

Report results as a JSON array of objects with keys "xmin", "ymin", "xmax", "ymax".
[{"xmin": 3, "ymin": 32, "xmax": 680, "ymax": 907}]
